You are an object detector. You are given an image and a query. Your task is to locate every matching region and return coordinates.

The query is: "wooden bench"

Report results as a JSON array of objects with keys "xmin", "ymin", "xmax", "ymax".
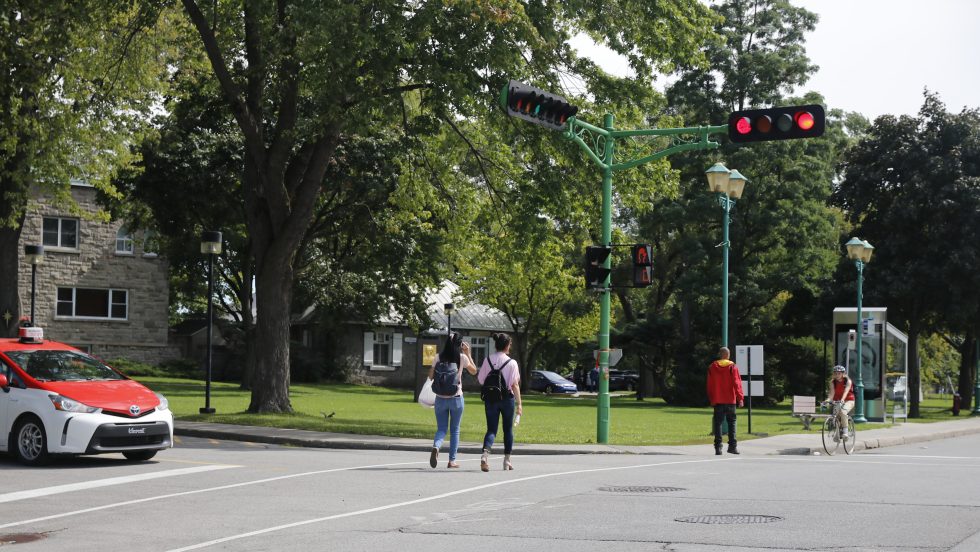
[{"xmin": 792, "ymin": 395, "xmax": 820, "ymax": 430}]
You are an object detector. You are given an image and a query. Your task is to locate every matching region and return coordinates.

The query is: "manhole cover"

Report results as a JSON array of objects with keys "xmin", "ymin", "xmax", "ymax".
[
  {"xmin": 676, "ymin": 515, "xmax": 782, "ymax": 524},
  {"xmin": 599, "ymin": 486, "xmax": 686, "ymax": 493},
  {"xmin": 0, "ymin": 533, "xmax": 46, "ymax": 545}
]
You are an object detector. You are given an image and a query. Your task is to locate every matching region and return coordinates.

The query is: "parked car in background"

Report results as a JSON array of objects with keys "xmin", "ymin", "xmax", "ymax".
[
  {"xmin": 529, "ymin": 370, "xmax": 578, "ymax": 394},
  {"xmin": 608, "ymin": 370, "xmax": 639, "ymax": 391}
]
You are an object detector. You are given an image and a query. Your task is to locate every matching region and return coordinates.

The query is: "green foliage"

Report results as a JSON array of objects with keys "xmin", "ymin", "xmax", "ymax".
[{"xmin": 109, "ymin": 357, "xmax": 199, "ymax": 379}]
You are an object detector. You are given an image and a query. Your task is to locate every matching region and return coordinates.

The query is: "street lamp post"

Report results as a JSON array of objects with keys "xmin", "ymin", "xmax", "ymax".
[
  {"xmin": 845, "ymin": 237, "xmax": 874, "ymax": 424},
  {"xmin": 24, "ymin": 245, "xmax": 44, "ymax": 326},
  {"xmin": 444, "ymin": 303, "xmax": 455, "ymax": 337},
  {"xmin": 705, "ymin": 163, "xmax": 747, "ymax": 348},
  {"xmin": 200, "ymin": 231, "xmax": 222, "ymax": 415}
]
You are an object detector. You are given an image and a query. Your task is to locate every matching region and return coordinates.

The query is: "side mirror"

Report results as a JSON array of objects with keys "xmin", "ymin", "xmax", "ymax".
[{"xmin": 0, "ymin": 373, "xmax": 8, "ymax": 392}]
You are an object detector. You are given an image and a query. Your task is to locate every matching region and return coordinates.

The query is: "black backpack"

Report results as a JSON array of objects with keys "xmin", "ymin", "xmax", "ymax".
[
  {"xmin": 431, "ymin": 360, "xmax": 460, "ymax": 396},
  {"xmin": 481, "ymin": 358, "xmax": 513, "ymax": 402}
]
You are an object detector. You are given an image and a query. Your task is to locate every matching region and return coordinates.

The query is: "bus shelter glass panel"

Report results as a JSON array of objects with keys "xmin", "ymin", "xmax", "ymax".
[{"xmin": 884, "ymin": 323, "xmax": 909, "ymax": 419}]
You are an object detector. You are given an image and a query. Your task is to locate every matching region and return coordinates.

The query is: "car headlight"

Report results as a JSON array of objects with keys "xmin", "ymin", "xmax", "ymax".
[
  {"xmin": 48, "ymin": 394, "xmax": 100, "ymax": 414},
  {"xmin": 155, "ymin": 393, "xmax": 170, "ymax": 411}
]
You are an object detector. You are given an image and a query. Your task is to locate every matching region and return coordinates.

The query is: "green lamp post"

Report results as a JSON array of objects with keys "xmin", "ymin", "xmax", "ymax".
[
  {"xmin": 705, "ymin": 163, "xmax": 747, "ymax": 347},
  {"xmin": 845, "ymin": 237, "xmax": 874, "ymax": 424}
]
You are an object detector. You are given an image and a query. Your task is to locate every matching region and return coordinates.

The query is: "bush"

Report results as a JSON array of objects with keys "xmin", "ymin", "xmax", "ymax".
[{"xmin": 108, "ymin": 358, "xmax": 165, "ymax": 377}]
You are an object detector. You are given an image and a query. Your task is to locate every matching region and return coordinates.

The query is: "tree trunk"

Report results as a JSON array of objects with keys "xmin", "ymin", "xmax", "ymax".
[
  {"xmin": 247, "ymin": 253, "xmax": 294, "ymax": 413},
  {"xmin": 0, "ymin": 213, "xmax": 26, "ymax": 338}
]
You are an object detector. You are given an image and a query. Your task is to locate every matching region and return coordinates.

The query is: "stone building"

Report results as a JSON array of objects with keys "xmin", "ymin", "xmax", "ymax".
[{"xmin": 16, "ymin": 182, "xmax": 178, "ymax": 364}]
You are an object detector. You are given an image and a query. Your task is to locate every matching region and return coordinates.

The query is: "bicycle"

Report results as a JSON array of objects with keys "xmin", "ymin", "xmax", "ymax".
[{"xmin": 821, "ymin": 400, "xmax": 856, "ymax": 455}]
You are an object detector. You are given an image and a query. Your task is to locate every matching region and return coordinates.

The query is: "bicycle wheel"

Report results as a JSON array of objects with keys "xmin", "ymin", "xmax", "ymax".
[
  {"xmin": 822, "ymin": 416, "xmax": 839, "ymax": 456},
  {"xmin": 843, "ymin": 416, "xmax": 856, "ymax": 455}
]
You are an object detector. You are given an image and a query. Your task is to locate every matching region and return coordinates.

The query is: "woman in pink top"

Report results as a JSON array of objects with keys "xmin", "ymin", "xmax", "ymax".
[{"xmin": 476, "ymin": 333, "xmax": 522, "ymax": 471}]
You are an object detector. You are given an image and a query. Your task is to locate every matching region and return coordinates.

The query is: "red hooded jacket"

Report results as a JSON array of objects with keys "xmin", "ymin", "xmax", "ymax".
[{"xmin": 706, "ymin": 359, "xmax": 745, "ymax": 406}]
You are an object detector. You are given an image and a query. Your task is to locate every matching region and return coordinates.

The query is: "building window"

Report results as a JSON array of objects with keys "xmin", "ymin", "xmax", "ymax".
[
  {"xmin": 56, "ymin": 287, "xmax": 128, "ymax": 320},
  {"xmin": 42, "ymin": 217, "xmax": 79, "ymax": 249},
  {"xmin": 116, "ymin": 227, "xmax": 134, "ymax": 255},
  {"xmin": 470, "ymin": 336, "xmax": 489, "ymax": 368},
  {"xmin": 142, "ymin": 229, "xmax": 160, "ymax": 258},
  {"xmin": 373, "ymin": 331, "xmax": 392, "ymax": 366}
]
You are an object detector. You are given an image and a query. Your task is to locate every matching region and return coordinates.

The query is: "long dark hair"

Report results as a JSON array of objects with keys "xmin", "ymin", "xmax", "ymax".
[{"xmin": 439, "ymin": 332, "xmax": 462, "ymax": 365}]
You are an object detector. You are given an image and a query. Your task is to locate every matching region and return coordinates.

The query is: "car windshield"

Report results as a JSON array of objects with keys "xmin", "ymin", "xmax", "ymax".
[
  {"xmin": 5, "ymin": 350, "xmax": 125, "ymax": 382},
  {"xmin": 538, "ymin": 371, "xmax": 568, "ymax": 382}
]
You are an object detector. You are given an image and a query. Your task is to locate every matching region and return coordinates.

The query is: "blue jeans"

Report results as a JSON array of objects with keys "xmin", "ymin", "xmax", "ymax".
[
  {"xmin": 433, "ymin": 396, "xmax": 464, "ymax": 461},
  {"xmin": 483, "ymin": 397, "xmax": 516, "ymax": 454}
]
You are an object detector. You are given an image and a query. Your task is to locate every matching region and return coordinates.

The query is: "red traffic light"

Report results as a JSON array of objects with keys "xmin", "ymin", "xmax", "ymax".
[{"xmin": 727, "ymin": 105, "xmax": 825, "ymax": 143}]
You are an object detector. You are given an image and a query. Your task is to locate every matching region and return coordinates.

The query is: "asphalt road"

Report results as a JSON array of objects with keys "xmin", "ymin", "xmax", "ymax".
[{"xmin": 2, "ymin": 434, "xmax": 979, "ymax": 551}]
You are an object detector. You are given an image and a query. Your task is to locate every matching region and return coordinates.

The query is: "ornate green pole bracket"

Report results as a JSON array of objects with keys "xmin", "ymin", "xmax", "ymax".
[{"xmin": 563, "ymin": 116, "xmax": 727, "ymax": 443}]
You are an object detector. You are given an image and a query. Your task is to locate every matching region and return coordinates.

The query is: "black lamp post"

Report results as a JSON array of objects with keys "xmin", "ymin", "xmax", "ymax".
[
  {"xmin": 444, "ymin": 303, "xmax": 455, "ymax": 336},
  {"xmin": 24, "ymin": 245, "xmax": 44, "ymax": 325},
  {"xmin": 200, "ymin": 231, "xmax": 222, "ymax": 414}
]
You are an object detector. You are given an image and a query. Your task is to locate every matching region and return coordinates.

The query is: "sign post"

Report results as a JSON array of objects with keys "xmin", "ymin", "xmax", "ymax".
[{"xmin": 736, "ymin": 345, "xmax": 764, "ymax": 435}]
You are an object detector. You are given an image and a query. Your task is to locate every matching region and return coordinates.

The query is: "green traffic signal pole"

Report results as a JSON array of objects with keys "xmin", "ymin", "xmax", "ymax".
[
  {"xmin": 720, "ymin": 194, "xmax": 734, "ymax": 348},
  {"xmin": 563, "ymin": 115, "xmax": 727, "ymax": 443},
  {"xmin": 973, "ymin": 338, "xmax": 979, "ymax": 415}
]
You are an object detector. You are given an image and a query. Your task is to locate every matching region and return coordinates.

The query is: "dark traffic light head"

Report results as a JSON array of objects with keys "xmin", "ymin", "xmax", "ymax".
[
  {"xmin": 585, "ymin": 245, "xmax": 612, "ymax": 289},
  {"xmin": 728, "ymin": 104, "xmax": 825, "ymax": 143},
  {"xmin": 501, "ymin": 80, "xmax": 578, "ymax": 131}
]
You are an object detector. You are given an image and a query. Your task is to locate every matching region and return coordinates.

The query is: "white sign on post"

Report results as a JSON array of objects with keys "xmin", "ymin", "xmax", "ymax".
[
  {"xmin": 742, "ymin": 380, "xmax": 764, "ymax": 397},
  {"xmin": 593, "ymin": 349, "xmax": 623, "ymax": 367},
  {"xmin": 735, "ymin": 345, "xmax": 764, "ymax": 376},
  {"xmin": 735, "ymin": 345, "xmax": 764, "ymax": 397}
]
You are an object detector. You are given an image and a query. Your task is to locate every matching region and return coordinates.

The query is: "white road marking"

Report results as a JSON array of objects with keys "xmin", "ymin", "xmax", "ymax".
[
  {"xmin": 0, "ymin": 458, "xmax": 454, "ymax": 531},
  {"xmin": 0, "ymin": 465, "xmax": 238, "ymax": 505},
  {"xmin": 165, "ymin": 457, "xmax": 728, "ymax": 552}
]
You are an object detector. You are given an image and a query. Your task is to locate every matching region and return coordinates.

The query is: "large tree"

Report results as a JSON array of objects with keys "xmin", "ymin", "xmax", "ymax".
[
  {"xmin": 177, "ymin": 0, "xmax": 718, "ymax": 412},
  {"xmin": 834, "ymin": 92, "xmax": 980, "ymax": 417},
  {"xmin": 0, "ymin": 1, "xmax": 176, "ymax": 336}
]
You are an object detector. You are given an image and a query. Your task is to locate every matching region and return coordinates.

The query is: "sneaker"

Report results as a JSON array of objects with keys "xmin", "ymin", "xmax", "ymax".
[
  {"xmin": 429, "ymin": 447, "xmax": 438, "ymax": 469},
  {"xmin": 715, "ymin": 447, "xmax": 723, "ymax": 456},
  {"xmin": 727, "ymin": 446, "xmax": 740, "ymax": 455},
  {"xmin": 503, "ymin": 455, "xmax": 513, "ymax": 471},
  {"xmin": 480, "ymin": 449, "xmax": 490, "ymax": 472},
  {"xmin": 447, "ymin": 461, "xmax": 460, "ymax": 469}
]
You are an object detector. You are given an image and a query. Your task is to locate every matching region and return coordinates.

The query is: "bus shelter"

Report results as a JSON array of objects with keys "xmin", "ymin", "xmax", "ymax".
[{"xmin": 832, "ymin": 307, "xmax": 909, "ymax": 421}]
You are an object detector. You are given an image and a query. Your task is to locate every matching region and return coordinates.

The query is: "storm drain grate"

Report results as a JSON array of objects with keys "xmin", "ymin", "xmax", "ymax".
[
  {"xmin": 599, "ymin": 486, "xmax": 686, "ymax": 493},
  {"xmin": 676, "ymin": 515, "xmax": 782, "ymax": 525},
  {"xmin": 0, "ymin": 533, "xmax": 47, "ymax": 545}
]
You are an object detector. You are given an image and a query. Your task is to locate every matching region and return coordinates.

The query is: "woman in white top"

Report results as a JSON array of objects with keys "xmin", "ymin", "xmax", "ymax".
[
  {"xmin": 428, "ymin": 332, "xmax": 477, "ymax": 468},
  {"xmin": 476, "ymin": 333, "xmax": 522, "ymax": 471}
]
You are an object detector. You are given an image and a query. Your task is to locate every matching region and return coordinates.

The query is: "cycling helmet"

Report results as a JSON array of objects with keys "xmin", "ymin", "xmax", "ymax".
[{"xmin": 833, "ymin": 365, "xmax": 847, "ymax": 373}]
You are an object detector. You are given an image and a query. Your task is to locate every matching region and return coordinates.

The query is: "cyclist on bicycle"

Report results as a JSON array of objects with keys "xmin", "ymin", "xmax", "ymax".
[{"xmin": 825, "ymin": 365, "xmax": 855, "ymax": 431}]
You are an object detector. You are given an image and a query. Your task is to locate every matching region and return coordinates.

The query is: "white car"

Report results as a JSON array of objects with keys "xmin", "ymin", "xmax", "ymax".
[{"xmin": 0, "ymin": 327, "xmax": 173, "ymax": 465}]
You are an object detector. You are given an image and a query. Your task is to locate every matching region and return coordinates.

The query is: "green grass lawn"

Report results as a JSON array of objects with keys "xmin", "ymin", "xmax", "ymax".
[{"xmin": 138, "ymin": 377, "xmax": 967, "ymax": 447}]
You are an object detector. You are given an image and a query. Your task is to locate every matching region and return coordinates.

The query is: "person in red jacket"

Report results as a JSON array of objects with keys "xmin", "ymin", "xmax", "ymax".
[{"xmin": 706, "ymin": 347, "xmax": 744, "ymax": 455}]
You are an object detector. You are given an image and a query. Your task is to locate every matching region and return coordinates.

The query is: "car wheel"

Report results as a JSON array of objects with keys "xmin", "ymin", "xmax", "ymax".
[
  {"xmin": 14, "ymin": 415, "xmax": 49, "ymax": 466},
  {"xmin": 123, "ymin": 450, "xmax": 158, "ymax": 462},
  {"xmin": 545, "ymin": 385, "xmax": 554, "ymax": 395}
]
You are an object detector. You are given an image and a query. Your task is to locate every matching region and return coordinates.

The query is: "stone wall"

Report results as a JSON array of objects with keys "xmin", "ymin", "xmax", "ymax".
[{"xmin": 17, "ymin": 184, "xmax": 179, "ymax": 365}]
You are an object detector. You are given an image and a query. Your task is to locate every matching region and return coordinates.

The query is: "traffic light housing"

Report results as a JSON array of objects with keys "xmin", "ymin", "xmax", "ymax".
[
  {"xmin": 501, "ymin": 80, "xmax": 579, "ymax": 131},
  {"xmin": 632, "ymin": 244, "xmax": 652, "ymax": 287},
  {"xmin": 728, "ymin": 104, "xmax": 825, "ymax": 143},
  {"xmin": 585, "ymin": 246, "xmax": 612, "ymax": 289}
]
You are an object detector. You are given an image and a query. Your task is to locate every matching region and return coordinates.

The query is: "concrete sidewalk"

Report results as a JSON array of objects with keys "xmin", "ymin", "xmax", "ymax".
[{"xmin": 174, "ymin": 415, "xmax": 980, "ymax": 457}]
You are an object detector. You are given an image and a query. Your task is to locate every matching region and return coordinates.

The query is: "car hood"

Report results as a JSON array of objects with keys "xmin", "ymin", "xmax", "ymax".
[{"xmin": 41, "ymin": 380, "xmax": 160, "ymax": 414}]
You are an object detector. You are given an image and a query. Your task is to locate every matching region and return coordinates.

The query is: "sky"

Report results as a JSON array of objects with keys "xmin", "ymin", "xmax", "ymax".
[{"xmin": 571, "ymin": 1, "xmax": 980, "ymax": 120}]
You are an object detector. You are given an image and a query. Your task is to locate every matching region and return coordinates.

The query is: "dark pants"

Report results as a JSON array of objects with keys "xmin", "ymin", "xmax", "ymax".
[
  {"xmin": 483, "ymin": 397, "xmax": 516, "ymax": 454},
  {"xmin": 712, "ymin": 404, "xmax": 737, "ymax": 448}
]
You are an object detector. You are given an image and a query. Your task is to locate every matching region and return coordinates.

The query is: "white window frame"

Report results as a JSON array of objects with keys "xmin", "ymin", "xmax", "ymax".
[
  {"xmin": 42, "ymin": 216, "xmax": 79, "ymax": 250},
  {"xmin": 363, "ymin": 331, "xmax": 402, "ymax": 371},
  {"xmin": 468, "ymin": 336, "xmax": 489, "ymax": 369},
  {"xmin": 115, "ymin": 227, "xmax": 134, "ymax": 255},
  {"xmin": 55, "ymin": 287, "xmax": 129, "ymax": 320}
]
